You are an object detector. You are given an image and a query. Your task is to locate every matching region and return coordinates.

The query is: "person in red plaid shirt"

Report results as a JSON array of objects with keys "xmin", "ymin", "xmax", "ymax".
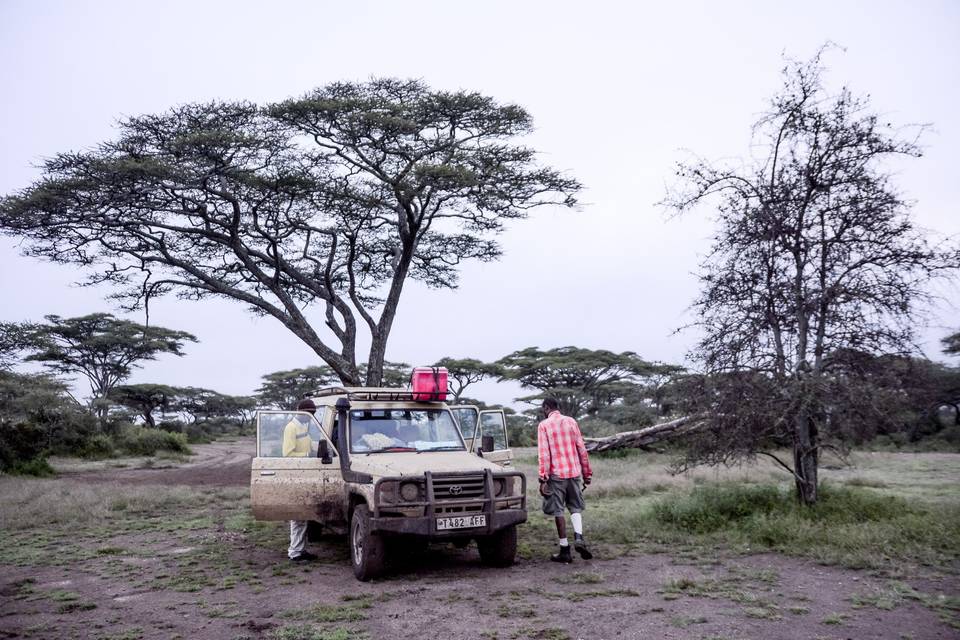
[{"xmin": 537, "ymin": 397, "xmax": 593, "ymax": 563}]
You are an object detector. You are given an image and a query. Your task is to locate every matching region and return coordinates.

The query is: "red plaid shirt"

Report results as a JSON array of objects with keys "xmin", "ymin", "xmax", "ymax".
[{"xmin": 537, "ymin": 410, "xmax": 592, "ymax": 480}]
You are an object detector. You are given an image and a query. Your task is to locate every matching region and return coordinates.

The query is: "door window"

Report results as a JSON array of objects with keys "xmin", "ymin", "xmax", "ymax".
[
  {"xmin": 451, "ymin": 407, "xmax": 479, "ymax": 443},
  {"xmin": 479, "ymin": 411, "xmax": 508, "ymax": 450},
  {"xmin": 257, "ymin": 409, "xmax": 328, "ymax": 457}
]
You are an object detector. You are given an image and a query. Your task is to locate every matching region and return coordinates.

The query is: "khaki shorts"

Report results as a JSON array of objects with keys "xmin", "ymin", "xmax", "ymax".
[{"xmin": 541, "ymin": 476, "xmax": 585, "ymax": 516}]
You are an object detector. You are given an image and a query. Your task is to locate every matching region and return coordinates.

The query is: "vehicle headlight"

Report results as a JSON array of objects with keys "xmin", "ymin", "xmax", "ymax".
[
  {"xmin": 494, "ymin": 478, "xmax": 505, "ymax": 497},
  {"xmin": 400, "ymin": 482, "xmax": 420, "ymax": 502},
  {"xmin": 379, "ymin": 481, "xmax": 398, "ymax": 504}
]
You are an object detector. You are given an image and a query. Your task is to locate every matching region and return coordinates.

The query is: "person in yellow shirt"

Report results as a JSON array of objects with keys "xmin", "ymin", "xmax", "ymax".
[
  {"xmin": 285, "ymin": 398, "xmax": 317, "ymax": 562},
  {"xmin": 282, "ymin": 409, "xmax": 315, "ymax": 457}
]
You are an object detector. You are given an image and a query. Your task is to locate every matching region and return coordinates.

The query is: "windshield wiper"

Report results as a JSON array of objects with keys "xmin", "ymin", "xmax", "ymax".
[
  {"xmin": 417, "ymin": 446, "xmax": 465, "ymax": 453},
  {"xmin": 363, "ymin": 446, "xmax": 417, "ymax": 455}
]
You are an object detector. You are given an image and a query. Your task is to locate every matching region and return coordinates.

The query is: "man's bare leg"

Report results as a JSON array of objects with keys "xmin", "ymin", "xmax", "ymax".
[{"xmin": 554, "ymin": 516, "xmax": 566, "ymax": 540}]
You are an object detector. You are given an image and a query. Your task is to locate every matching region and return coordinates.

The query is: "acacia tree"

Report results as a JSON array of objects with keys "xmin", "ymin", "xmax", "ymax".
[
  {"xmin": 496, "ymin": 346, "xmax": 677, "ymax": 418},
  {"xmin": 359, "ymin": 360, "xmax": 411, "ymax": 387},
  {"xmin": 108, "ymin": 383, "xmax": 176, "ymax": 428},
  {"xmin": 0, "ymin": 80, "xmax": 579, "ymax": 386},
  {"xmin": 944, "ymin": 331, "xmax": 960, "ymax": 357},
  {"xmin": 434, "ymin": 357, "xmax": 502, "ymax": 401},
  {"xmin": 16, "ymin": 314, "xmax": 195, "ymax": 424},
  {"xmin": 170, "ymin": 387, "xmax": 257, "ymax": 424},
  {"xmin": 666, "ymin": 50, "xmax": 959, "ymax": 504},
  {"xmin": 255, "ymin": 366, "xmax": 337, "ymax": 409},
  {"xmin": 0, "ymin": 322, "xmax": 34, "ymax": 371}
]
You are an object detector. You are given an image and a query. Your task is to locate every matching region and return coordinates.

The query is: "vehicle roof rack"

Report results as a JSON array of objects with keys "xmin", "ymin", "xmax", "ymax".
[{"xmin": 308, "ymin": 387, "xmax": 443, "ymax": 403}]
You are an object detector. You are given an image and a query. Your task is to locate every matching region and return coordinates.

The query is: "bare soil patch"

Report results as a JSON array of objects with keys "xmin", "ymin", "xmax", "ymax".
[{"xmin": 62, "ymin": 439, "xmax": 254, "ymax": 487}]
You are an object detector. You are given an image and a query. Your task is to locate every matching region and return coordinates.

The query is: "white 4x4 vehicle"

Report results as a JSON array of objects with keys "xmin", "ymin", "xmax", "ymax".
[{"xmin": 250, "ymin": 387, "xmax": 527, "ymax": 580}]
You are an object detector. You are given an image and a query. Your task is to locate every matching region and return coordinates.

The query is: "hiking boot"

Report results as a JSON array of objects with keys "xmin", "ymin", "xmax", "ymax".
[
  {"xmin": 290, "ymin": 551, "xmax": 318, "ymax": 562},
  {"xmin": 550, "ymin": 544, "xmax": 573, "ymax": 564},
  {"xmin": 574, "ymin": 534, "xmax": 593, "ymax": 560}
]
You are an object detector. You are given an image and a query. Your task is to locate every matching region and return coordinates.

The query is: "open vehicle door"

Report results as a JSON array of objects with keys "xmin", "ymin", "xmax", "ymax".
[
  {"xmin": 476, "ymin": 409, "xmax": 513, "ymax": 466},
  {"xmin": 450, "ymin": 405, "xmax": 513, "ymax": 467},
  {"xmin": 450, "ymin": 405, "xmax": 480, "ymax": 451},
  {"xmin": 251, "ymin": 409, "xmax": 342, "ymax": 521}
]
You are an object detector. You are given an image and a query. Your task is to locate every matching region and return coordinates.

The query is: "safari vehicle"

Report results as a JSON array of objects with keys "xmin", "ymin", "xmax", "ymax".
[{"xmin": 250, "ymin": 386, "xmax": 527, "ymax": 581}]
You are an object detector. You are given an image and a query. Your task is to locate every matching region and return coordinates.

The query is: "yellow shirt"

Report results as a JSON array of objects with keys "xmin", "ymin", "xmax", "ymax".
[{"xmin": 282, "ymin": 418, "xmax": 312, "ymax": 457}]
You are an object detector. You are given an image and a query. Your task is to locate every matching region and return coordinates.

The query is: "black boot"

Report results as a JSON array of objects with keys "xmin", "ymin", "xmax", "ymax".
[
  {"xmin": 550, "ymin": 544, "xmax": 573, "ymax": 563},
  {"xmin": 574, "ymin": 534, "xmax": 593, "ymax": 560}
]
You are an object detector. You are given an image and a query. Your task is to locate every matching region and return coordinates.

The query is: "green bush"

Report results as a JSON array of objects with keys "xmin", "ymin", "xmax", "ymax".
[
  {"xmin": 115, "ymin": 427, "xmax": 191, "ymax": 456},
  {"xmin": 652, "ymin": 483, "xmax": 911, "ymax": 534},
  {"xmin": 0, "ymin": 421, "xmax": 48, "ymax": 472},
  {"xmin": 7, "ymin": 456, "xmax": 56, "ymax": 477},
  {"xmin": 79, "ymin": 434, "xmax": 115, "ymax": 459},
  {"xmin": 639, "ymin": 482, "xmax": 960, "ymax": 567},
  {"xmin": 651, "ymin": 483, "xmax": 784, "ymax": 533},
  {"xmin": 184, "ymin": 424, "xmax": 214, "ymax": 444}
]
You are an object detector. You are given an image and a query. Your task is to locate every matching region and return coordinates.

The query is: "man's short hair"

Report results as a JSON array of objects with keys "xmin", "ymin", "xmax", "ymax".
[
  {"xmin": 297, "ymin": 398, "xmax": 317, "ymax": 413},
  {"xmin": 542, "ymin": 397, "xmax": 559, "ymax": 412}
]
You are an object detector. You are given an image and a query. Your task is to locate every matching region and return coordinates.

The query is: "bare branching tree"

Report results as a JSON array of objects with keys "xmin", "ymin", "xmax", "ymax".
[
  {"xmin": 0, "ymin": 80, "xmax": 580, "ymax": 385},
  {"xmin": 666, "ymin": 49, "xmax": 959, "ymax": 504}
]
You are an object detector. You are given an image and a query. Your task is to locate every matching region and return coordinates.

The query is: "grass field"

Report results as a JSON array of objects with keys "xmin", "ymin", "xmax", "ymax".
[
  {"xmin": 0, "ymin": 445, "xmax": 957, "ymax": 639},
  {"xmin": 511, "ymin": 448, "xmax": 960, "ymax": 570}
]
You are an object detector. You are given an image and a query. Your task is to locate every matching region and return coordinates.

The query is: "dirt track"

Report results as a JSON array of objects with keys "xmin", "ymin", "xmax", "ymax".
[
  {"xmin": 66, "ymin": 439, "xmax": 255, "ymax": 487},
  {"xmin": 2, "ymin": 440, "xmax": 957, "ymax": 640}
]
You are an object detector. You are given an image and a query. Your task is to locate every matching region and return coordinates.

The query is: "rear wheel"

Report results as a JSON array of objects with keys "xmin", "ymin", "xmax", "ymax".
[
  {"xmin": 477, "ymin": 525, "xmax": 517, "ymax": 567},
  {"xmin": 350, "ymin": 504, "xmax": 385, "ymax": 581}
]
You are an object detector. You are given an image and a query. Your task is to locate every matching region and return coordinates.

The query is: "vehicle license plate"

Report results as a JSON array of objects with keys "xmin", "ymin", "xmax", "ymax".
[{"xmin": 436, "ymin": 514, "xmax": 486, "ymax": 530}]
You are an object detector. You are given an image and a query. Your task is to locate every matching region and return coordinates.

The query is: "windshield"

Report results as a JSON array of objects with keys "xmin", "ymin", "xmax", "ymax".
[{"xmin": 349, "ymin": 409, "xmax": 466, "ymax": 453}]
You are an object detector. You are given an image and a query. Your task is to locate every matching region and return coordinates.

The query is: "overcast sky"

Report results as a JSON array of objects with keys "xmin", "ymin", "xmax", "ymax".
[{"xmin": 1, "ymin": 0, "xmax": 958, "ymax": 408}]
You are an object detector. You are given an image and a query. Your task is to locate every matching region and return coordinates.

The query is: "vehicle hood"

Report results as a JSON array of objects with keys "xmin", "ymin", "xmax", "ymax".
[{"xmin": 348, "ymin": 451, "xmax": 502, "ymax": 477}]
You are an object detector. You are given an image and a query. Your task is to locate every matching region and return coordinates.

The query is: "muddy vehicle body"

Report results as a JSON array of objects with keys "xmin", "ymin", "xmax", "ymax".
[{"xmin": 250, "ymin": 387, "xmax": 526, "ymax": 580}]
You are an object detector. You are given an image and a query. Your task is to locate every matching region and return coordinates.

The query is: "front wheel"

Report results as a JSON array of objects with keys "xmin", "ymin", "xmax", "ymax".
[
  {"xmin": 477, "ymin": 525, "xmax": 517, "ymax": 567},
  {"xmin": 350, "ymin": 504, "xmax": 385, "ymax": 581}
]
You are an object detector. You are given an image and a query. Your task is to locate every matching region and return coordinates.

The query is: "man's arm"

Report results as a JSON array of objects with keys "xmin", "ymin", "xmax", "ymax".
[
  {"xmin": 537, "ymin": 422, "xmax": 550, "ymax": 481},
  {"xmin": 572, "ymin": 419, "xmax": 592, "ymax": 481}
]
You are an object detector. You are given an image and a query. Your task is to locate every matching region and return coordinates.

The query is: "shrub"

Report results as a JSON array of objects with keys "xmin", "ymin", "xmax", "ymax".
[
  {"xmin": 79, "ymin": 434, "xmax": 115, "ymax": 459},
  {"xmin": 7, "ymin": 456, "xmax": 56, "ymax": 477},
  {"xmin": 115, "ymin": 427, "xmax": 191, "ymax": 456},
  {"xmin": 651, "ymin": 483, "xmax": 784, "ymax": 533},
  {"xmin": 0, "ymin": 421, "xmax": 48, "ymax": 472}
]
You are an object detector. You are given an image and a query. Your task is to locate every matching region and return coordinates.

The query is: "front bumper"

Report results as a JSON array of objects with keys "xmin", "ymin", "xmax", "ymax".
[{"xmin": 371, "ymin": 469, "xmax": 527, "ymax": 537}]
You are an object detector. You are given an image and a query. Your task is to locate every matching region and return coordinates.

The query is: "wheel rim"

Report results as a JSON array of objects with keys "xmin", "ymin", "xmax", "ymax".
[{"xmin": 351, "ymin": 517, "xmax": 363, "ymax": 565}]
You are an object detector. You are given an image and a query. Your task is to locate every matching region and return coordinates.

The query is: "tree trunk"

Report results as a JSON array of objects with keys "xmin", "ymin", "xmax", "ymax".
[
  {"xmin": 583, "ymin": 415, "xmax": 699, "ymax": 452},
  {"xmin": 792, "ymin": 411, "xmax": 819, "ymax": 505}
]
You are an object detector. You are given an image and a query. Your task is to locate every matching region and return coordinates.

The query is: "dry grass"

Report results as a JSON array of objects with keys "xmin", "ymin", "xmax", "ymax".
[{"xmin": 0, "ymin": 477, "xmax": 246, "ymax": 530}]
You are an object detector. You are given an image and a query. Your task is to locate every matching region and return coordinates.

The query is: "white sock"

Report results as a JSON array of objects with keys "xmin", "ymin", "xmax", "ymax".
[
  {"xmin": 558, "ymin": 537, "xmax": 569, "ymax": 547},
  {"xmin": 571, "ymin": 513, "xmax": 583, "ymax": 536}
]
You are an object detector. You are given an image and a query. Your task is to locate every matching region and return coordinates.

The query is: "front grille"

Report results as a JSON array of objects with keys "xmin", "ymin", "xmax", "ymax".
[{"xmin": 432, "ymin": 475, "xmax": 484, "ymax": 514}]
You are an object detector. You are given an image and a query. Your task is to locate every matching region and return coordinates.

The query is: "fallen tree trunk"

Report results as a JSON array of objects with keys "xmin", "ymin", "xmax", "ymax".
[{"xmin": 584, "ymin": 415, "xmax": 701, "ymax": 452}]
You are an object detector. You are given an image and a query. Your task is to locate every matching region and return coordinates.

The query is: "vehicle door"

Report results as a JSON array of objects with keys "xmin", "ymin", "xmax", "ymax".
[
  {"xmin": 450, "ymin": 405, "xmax": 480, "ymax": 451},
  {"xmin": 476, "ymin": 409, "xmax": 513, "ymax": 466},
  {"xmin": 250, "ymin": 409, "xmax": 341, "ymax": 522}
]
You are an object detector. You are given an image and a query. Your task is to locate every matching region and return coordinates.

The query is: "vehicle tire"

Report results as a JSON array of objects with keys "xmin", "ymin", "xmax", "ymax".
[
  {"xmin": 477, "ymin": 525, "xmax": 517, "ymax": 567},
  {"xmin": 350, "ymin": 504, "xmax": 385, "ymax": 581}
]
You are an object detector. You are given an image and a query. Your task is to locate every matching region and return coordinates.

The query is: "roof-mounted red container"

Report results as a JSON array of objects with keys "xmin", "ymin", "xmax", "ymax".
[{"xmin": 411, "ymin": 366, "xmax": 448, "ymax": 402}]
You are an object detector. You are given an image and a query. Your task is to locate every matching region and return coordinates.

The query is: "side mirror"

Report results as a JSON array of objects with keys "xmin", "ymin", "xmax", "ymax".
[
  {"xmin": 480, "ymin": 435, "xmax": 495, "ymax": 454},
  {"xmin": 318, "ymin": 440, "xmax": 333, "ymax": 465}
]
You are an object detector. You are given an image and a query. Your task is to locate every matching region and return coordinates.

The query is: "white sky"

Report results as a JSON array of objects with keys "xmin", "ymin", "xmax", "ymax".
[{"xmin": 1, "ymin": 0, "xmax": 958, "ymax": 408}]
